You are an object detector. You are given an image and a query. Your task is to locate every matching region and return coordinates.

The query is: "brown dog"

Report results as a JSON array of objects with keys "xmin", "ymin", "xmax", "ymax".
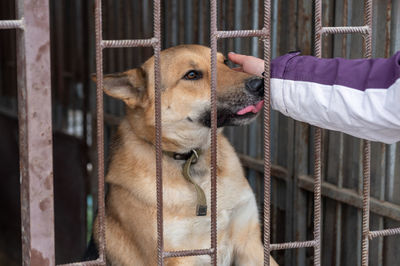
[{"xmin": 93, "ymin": 45, "xmax": 278, "ymax": 266}]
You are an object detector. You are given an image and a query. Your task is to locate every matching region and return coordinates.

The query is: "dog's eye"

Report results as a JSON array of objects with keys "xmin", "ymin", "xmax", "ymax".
[{"xmin": 183, "ymin": 70, "xmax": 202, "ymax": 80}]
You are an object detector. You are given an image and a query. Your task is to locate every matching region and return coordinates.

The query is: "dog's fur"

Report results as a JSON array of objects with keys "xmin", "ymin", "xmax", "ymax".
[{"xmin": 93, "ymin": 45, "xmax": 278, "ymax": 266}]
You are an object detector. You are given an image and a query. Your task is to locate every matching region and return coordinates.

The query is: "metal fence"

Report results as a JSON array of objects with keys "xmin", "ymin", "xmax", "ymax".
[{"xmin": 1, "ymin": 0, "xmax": 400, "ymax": 266}]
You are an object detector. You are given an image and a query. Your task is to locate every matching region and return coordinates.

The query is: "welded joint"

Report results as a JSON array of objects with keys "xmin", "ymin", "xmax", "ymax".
[
  {"xmin": 18, "ymin": 17, "xmax": 25, "ymax": 30},
  {"xmin": 259, "ymin": 27, "xmax": 270, "ymax": 42},
  {"xmin": 212, "ymin": 32, "xmax": 219, "ymax": 39},
  {"xmin": 367, "ymin": 233, "xmax": 374, "ymax": 240},
  {"xmin": 151, "ymin": 37, "xmax": 160, "ymax": 46},
  {"xmin": 362, "ymin": 26, "xmax": 373, "ymax": 40}
]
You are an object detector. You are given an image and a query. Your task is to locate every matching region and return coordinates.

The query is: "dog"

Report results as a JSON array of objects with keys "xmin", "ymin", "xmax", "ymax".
[{"xmin": 92, "ymin": 45, "xmax": 278, "ymax": 266}]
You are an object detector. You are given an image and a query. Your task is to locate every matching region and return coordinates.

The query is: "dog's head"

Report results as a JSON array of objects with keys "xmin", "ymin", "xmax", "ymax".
[{"xmin": 98, "ymin": 45, "xmax": 264, "ymax": 151}]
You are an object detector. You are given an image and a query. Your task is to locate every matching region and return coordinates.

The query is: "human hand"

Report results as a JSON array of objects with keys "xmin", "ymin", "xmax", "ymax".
[{"xmin": 228, "ymin": 52, "xmax": 264, "ymax": 77}]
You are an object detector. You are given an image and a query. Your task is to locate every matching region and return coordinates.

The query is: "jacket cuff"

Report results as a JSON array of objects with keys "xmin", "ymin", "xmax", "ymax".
[{"xmin": 270, "ymin": 51, "xmax": 301, "ymax": 79}]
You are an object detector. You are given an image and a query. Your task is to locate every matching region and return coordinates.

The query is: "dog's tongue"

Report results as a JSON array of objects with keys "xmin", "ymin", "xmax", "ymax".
[{"xmin": 236, "ymin": 100, "xmax": 264, "ymax": 115}]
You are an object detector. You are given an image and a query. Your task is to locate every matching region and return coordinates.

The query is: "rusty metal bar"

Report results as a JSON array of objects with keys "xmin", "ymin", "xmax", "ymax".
[
  {"xmin": 93, "ymin": 0, "xmax": 106, "ymax": 263},
  {"xmin": 313, "ymin": 1, "xmax": 323, "ymax": 265},
  {"xmin": 320, "ymin": 26, "xmax": 370, "ymax": 35},
  {"xmin": 101, "ymin": 38, "xmax": 156, "ymax": 48},
  {"xmin": 210, "ymin": 1, "xmax": 218, "ymax": 265},
  {"xmin": 215, "ymin": 29, "xmax": 267, "ymax": 38},
  {"xmin": 163, "ymin": 249, "xmax": 214, "ymax": 258},
  {"xmin": 369, "ymin": 228, "xmax": 400, "ymax": 239},
  {"xmin": 153, "ymin": 0, "xmax": 163, "ymax": 264},
  {"xmin": 262, "ymin": 0, "xmax": 272, "ymax": 265},
  {"xmin": 0, "ymin": 19, "xmax": 23, "ymax": 29},
  {"xmin": 362, "ymin": 0, "xmax": 373, "ymax": 265},
  {"xmin": 270, "ymin": 240, "xmax": 316, "ymax": 250},
  {"xmin": 14, "ymin": 0, "xmax": 55, "ymax": 265},
  {"xmin": 210, "ymin": 1, "xmax": 273, "ymax": 265}
]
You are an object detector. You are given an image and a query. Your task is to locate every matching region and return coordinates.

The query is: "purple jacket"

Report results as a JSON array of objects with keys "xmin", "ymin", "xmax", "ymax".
[{"xmin": 270, "ymin": 51, "xmax": 400, "ymax": 144}]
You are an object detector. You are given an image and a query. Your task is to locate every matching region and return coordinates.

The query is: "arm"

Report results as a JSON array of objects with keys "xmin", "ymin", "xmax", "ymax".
[{"xmin": 229, "ymin": 52, "xmax": 400, "ymax": 144}]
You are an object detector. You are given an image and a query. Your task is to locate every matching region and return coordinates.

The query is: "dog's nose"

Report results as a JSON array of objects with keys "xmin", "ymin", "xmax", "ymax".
[{"xmin": 245, "ymin": 78, "xmax": 264, "ymax": 97}]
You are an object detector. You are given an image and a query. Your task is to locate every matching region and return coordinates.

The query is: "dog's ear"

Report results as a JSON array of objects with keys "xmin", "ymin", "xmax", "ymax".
[{"xmin": 92, "ymin": 68, "xmax": 146, "ymax": 107}]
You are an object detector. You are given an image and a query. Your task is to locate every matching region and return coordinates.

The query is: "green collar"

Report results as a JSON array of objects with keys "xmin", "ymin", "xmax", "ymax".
[{"xmin": 164, "ymin": 149, "xmax": 207, "ymax": 216}]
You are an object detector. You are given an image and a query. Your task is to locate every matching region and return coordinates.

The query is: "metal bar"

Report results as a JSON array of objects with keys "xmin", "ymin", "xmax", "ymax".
[
  {"xmin": 163, "ymin": 249, "xmax": 214, "ymax": 258},
  {"xmin": 313, "ymin": 132, "xmax": 322, "ymax": 266},
  {"xmin": 361, "ymin": 143, "xmax": 371, "ymax": 266},
  {"xmin": 0, "ymin": 19, "xmax": 23, "ymax": 29},
  {"xmin": 153, "ymin": 0, "xmax": 163, "ymax": 264},
  {"xmin": 101, "ymin": 38, "xmax": 155, "ymax": 48},
  {"xmin": 313, "ymin": 1, "xmax": 323, "ymax": 265},
  {"xmin": 270, "ymin": 240, "xmax": 317, "ymax": 251},
  {"xmin": 297, "ymin": 174, "xmax": 400, "ymax": 222},
  {"xmin": 94, "ymin": 0, "xmax": 106, "ymax": 262},
  {"xmin": 361, "ymin": 0, "xmax": 373, "ymax": 264},
  {"xmin": 15, "ymin": 0, "xmax": 55, "ymax": 265},
  {"xmin": 320, "ymin": 26, "xmax": 370, "ymax": 35},
  {"xmin": 216, "ymin": 29, "xmax": 267, "ymax": 38},
  {"xmin": 368, "ymin": 228, "xmax": 400, "ymax": 239},
  {"xmin": 262, "ymin": 0, "xmax": 272, "ymax": 265},
  {"xmin": 210, "ymin": 1, "xmax": 218, "ymax": 265}
]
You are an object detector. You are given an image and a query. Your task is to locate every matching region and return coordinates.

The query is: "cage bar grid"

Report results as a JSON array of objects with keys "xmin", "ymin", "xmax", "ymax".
[{"xmin": 1, "ymin": 0, "xmax": 399, "ymax": 265}]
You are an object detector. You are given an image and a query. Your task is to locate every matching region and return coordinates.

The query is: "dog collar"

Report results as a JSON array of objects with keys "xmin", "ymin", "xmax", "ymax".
[
  {"xmin": 164, "ymin": 149, "xmax": 207, "ymax": 216},
  {"xmin": 163, "ymin": 149, "xmax": 199, "ymax": 162}
]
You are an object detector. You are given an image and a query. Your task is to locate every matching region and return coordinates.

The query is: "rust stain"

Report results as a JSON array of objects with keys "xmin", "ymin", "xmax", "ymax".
[
  {"xmin": 36, "ymin": 41, "xmax": 50, "ymax": 61},
  {"xmin": 31, "ymin": 248, "xmax": 50, "ymax": 266},
  {"xmin": 43, "ymin": 174, "xmax": 52, "ymax": 190},
  {"xmin": 39, "ymin": 198, "xmax": 51, "ymax": 211}
]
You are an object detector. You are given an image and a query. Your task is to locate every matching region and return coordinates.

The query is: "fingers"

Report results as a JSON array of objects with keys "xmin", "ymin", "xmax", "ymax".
[
  {"xmin": 228, "ymin": 52, "xmax": 264, "ymax": 76},
  {"xmin": 228, "ymin": 52, "xmax": 248, "ymax": 65}
]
